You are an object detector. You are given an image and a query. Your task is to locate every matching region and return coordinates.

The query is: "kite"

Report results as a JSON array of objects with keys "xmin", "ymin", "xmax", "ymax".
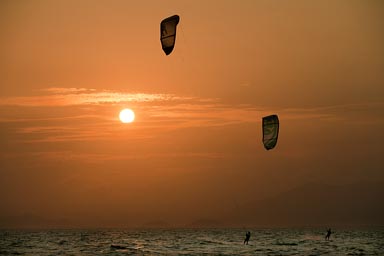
[
  {"xmin": 262, "ymin": 115, "xmax": 279, "ymax": 150},
  {"xmin": 160, "ymin": 15, "xmax": 180, "ymax": 55}
]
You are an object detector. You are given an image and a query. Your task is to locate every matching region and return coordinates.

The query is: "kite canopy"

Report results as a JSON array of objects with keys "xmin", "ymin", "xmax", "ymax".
[
  {"xmin": 160, "ymin": 15, "xmax": 180, "ymax": 55},
  {"xmin": 262, "ymin": 115, "xmax": 279, "ymax": 150}
]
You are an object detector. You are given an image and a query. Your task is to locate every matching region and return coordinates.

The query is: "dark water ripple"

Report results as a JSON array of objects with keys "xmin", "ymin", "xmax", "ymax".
[{"xmin": 0, "ymin": 228, "xmax": 383, "ymax": 255}]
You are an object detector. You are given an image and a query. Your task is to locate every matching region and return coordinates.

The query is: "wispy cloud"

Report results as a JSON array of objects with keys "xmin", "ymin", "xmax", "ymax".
[
  {"xmin": 0, "ymin": 87, "xmax": 383, "ymax": 146},
  {"xmin": 0, "ymin": 87, "xmax": 190, "ymax": 106},
  {"xmin": 1, "ymin": 151, "xmax": 225, "ymax": 164}
]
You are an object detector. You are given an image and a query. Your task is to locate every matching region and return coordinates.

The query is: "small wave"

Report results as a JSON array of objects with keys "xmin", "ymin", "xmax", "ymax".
[
  {"xmin": 275, "ymin": 241, "xmax": 298, "ymax": 246},
  {"xmin": 9, "ymin": 241, "xmax": 23, "ymax": 247},
  {"xmin": 198, "ymin": 238, "xmax": 230, "ymax": 245},
  {"xmin": 110, "ymin": 244, "xmax": 127, "ymax": 250},
  {"xmin": 110, "ymin": 244, "xmax": 148, "ymax": 255},
  {"xmin": 58, "ymin": 240, "xmax": 67, "ymax": 245},
  {"xmin": 9, "ymin": 252, "xmax": 24, "ymax": 255},
  {"xmin": 199, "ymin": 240, "xmax": 218, "ymax": 245},
  {"xmin": 347, "ymin": 248, "xmax": 366, "ymax": 256}
]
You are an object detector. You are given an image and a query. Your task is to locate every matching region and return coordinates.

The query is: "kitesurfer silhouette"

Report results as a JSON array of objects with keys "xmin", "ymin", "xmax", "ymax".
[
  {"xmin": 325, "ymin": 228, "xmax": 332, "ymax": 240},
  {"xmin": 244, "ymin": 231, "xmax": 251, "ymax": 245}
]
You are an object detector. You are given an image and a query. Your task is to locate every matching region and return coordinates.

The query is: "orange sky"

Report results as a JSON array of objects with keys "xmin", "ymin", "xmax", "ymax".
[{"xmin": 0, "ymin": 0, "xmax": 383, "ymax": 228}]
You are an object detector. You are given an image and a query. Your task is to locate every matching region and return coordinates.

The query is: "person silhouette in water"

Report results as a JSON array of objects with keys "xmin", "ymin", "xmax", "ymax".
[
  {"xmin": 325, "ymin": 228, "xmax": 332, "ymax": 240},
  {"xmin": 244, "ymin": 231, "xmax": 251, "ymax": 245}
]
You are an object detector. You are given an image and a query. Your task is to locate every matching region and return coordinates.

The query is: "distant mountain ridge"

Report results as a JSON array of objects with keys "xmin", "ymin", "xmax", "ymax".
[
  {"xmin": 1, "ymin": 182, "xmax": 383, "ymax": 229},
  {"xmin": 227, "ymin": 182, "xmax": 384, "ymax": 227}
]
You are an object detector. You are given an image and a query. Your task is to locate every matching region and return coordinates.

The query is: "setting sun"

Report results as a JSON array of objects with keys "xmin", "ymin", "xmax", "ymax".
[
  {"xmin": 1, "ymin": 1, "xmax": 383, "ymax": 252},
  {"xmin": 119, "ymin": 108, "xmax": 135, "ymax": 123}
]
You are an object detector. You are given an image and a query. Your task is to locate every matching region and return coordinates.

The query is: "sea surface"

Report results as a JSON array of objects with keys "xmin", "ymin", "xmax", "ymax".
[{"xmin": 0, "ymin": 228, "xmax": 383, "ymax": 255}]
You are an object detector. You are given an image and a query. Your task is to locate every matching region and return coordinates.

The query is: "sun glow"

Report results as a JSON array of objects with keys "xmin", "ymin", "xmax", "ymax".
[{"xmin": 119, "ymin": 108, "xmax": 135, "ymax": 123}]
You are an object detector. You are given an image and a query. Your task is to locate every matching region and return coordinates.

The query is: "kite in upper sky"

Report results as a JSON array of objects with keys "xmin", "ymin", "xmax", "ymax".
[
  {"xmin": 262, "ymin": 115, "xmax": 279, "ymax": 150},
  {"xmin": 160, "ymin": 15, "xmax": 180, "ymax": 55}
]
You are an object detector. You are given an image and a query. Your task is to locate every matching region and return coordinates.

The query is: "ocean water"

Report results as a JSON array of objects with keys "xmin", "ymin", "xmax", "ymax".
[{"xmin": 0, "ymin": 228, "xmax": 383, "ymax": 255}]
